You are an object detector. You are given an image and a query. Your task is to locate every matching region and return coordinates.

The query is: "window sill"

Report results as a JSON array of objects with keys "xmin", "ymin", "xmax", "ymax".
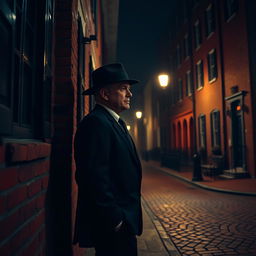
[
  {"xmin": 206, "ymin": 31, "xmax": 214, "ymax": 40},
  {"xmin": 209, "ymin": 77, "xmax": 217, "ymax": 84},
  {"xmin": 226, "ymin": 12, "xmax": 237, "ymax": 23},
  {"xmin": 1, "ymin": 139, "xmax": 51, "ymax": 164}
]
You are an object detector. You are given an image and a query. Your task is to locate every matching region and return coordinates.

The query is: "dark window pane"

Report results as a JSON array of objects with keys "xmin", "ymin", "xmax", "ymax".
[
  {"xmin": 194, "ymin": 20, "xmax": 201, "ymax": 49},
  {"xmin": 26, "ymin": 0, "xmax": 35, "ymax": 25},
  {"xmin": 15, "ymin": 8, "xmax": 22, "ymax": 50},
  {"xmin": 24, "ymin": 25, "xmax": 34, "ymax": 61},
  {"xmin": 16, "ymin": 0, "xmax": 24, "ymax": 9},
  {"xmin": 205, "ymin": 4, "xmax": 215, "ymax": 36},
  {"xmin": 21, "ymin": 64, "xmax": 32, "ymax": 125},
  {"xmin": 224, "ymin": 0, "xmax": 238, "ymax": 20},
  {"xmin": 0, "ymin": 15, "xmax": 12, "ymax": 107},
  {"xmin": 7, "ymin": 0, "xmax": 14, "ymax": 9},
  {"xmin": 13, "ymin": 54, "xmax": 20, "ymax": 122}
]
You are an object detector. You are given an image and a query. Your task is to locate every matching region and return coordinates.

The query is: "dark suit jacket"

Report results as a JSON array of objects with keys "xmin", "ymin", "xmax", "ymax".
[{"xmin": 73, "ymin": 105, "xmax": 143, "ymax": 247}]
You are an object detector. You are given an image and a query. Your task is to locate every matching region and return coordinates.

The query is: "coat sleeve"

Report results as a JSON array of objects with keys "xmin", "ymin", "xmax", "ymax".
[{"xmin": 74, "ymin": 116, "xmax": 123, "ymax": 231}]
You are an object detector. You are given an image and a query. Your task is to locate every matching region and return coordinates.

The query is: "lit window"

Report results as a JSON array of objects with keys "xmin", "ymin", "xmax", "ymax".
[
  {"xmin": 210, "ymin": 110, "xmax": 221, "ymax": 150},
  {"xmin": 208, "ymin": 49, "xmax": 217, "ymax": 82},
  {"xmin": 196, "ymin": 60, "xmax": 204, "ymax": 89},
  {"xmin": 198, "ymin": 114, "xmax": 206, "ymax": 149},
  {"xmin": 186, "ymin": 70, "xmax": 192, "ymax": 96}
]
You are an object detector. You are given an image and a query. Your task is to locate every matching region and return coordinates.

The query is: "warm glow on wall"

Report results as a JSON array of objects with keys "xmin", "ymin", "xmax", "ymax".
[
  {"xmin": 127, "ymin": 125, "xmax": 131, "ymax": 131},
  {"xmin": 158, "ymin": 74, "xmax": 169, "ymax": 87}
]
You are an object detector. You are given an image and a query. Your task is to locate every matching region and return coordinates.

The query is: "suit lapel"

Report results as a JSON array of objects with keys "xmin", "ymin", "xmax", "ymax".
[
  {"xmin": 111, "ymin": 119, "xmax": 141, "ymax": 167},
  {"xmin": 94, "ymin": 105, "xmax": 141, "ymax": 168}
]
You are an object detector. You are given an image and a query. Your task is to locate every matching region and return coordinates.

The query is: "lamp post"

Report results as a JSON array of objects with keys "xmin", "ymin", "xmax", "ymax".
[
  {"xmin": 135, "ymin": 111, "xmax": 143, "ymax": 157},
  {"xmin": 157, "ymin": 74, "xmax": 170, "ymax": 165}
]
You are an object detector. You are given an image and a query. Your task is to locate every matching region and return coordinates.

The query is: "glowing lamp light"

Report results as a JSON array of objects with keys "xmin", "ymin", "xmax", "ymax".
[
  {"xmin": 236, "ymin": 105, "xmax": 241, "ymax": 111},
  {"xmin": 158, "ymin": 74, "xmax": 169, "ymax": 88},
  {"xmin": 127, "ymin": 125, "xmax": 131, "ymax": 131},
  {"xmin": 136, "ymin": 111, "xmax": 142, "ymax": 119}
]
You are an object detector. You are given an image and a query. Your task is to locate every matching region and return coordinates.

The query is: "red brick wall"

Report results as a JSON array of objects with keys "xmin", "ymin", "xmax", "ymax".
[{"xmin": 0, "ymin": 142, "xmax": 51, "ymax": 256}]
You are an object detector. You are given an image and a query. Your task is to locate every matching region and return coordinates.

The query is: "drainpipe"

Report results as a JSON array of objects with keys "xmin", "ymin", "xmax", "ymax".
[{"xmin": 216, "ymin": 0, "xmax": 228, "ymax": 170}]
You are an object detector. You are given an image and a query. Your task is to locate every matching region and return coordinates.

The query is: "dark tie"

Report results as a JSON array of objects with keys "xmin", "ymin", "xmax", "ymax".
[{"xmin": 118, "ymin": 118, "xmax": 129, "ymax": 134}]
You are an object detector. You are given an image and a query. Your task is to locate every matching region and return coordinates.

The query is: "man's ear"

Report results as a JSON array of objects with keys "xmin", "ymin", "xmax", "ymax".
[{"xmin": 99, "ymin": 88, "xmax": 110, "ymax": 101}]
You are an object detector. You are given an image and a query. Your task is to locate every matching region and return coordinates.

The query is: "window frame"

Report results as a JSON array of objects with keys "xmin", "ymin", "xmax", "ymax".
[
  {"xmin": 210, "ymin": 109, "xmax": 221, "ymax": 150},
  {"xmin": 185, "ymin": 70, "xmax": 192, "ymax": 96},
  {"xmin": 198, "ymin": 114, "xmax": 206, "ymax": 150},
  {"xmin": 208, "ymin": 49, "xmax": 217, "ymax": 83},
  {"xmin": 196, "ymin": 60, "xmax": 204, "ymax": 90},
  {"xmin": 0, "ymin": 0, "xmax": 53, "ymax": 139},
  {"xmin": 183, "ymin": 33, "xmax": 190, "ymax": 59},
  {"xmin": 194, "ymin": 19, "xmax": 202, "ymax": 50},
  {"xmin": 224, "ymin": 0, "xmax": 238, "ymax": 22},
  {"xmin": 205, "ymin": 3, "xmax": 215, "ymax": 38},
  {"xmin": 0, "ymin": 1, "xmax": 15, "ymax": 135}
]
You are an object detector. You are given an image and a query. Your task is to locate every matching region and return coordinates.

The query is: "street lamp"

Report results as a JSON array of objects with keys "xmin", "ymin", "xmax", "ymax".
[
  {"xmin": 158, "ymin": 74, "xmax": 169, "ymax": 88},
  {"xmin": 127, "ymin": 125, "xmax": 131, "ymax": 131},
  {"xmin": 136, "ymin": 111, "xmax": 142, "ymax": 119}
]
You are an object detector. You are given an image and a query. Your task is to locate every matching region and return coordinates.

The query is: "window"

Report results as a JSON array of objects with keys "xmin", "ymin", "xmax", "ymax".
[
  {"xmin": 208, "ymin": 49, "xmax": 217, "ymax": 82},
  {"xmin": 210, "ymin": 110, "xmax": 221, "ymax": 149},
  {"xmin": 186, "ymin": 70, "xmax": 193, "ymax": 96},
  {"xmin": 0, "ymin": 0, "xmax": 53, "ymax": 137},
  {"xmin": 196, "ymin": 60, "xmax": 204, "ymax": 89},
  {"xmin": 198, "ymin": 114, "xmax": 206, "ymax": 149},
  {"xmin": 178, "ymin": 79, "xmax": 183, "ymax": 101},
  {"xmin": 224, "ymin": 0, "xmax": 238, "ymax": 21},
  {"xmin": 205, "ymin": 3, "xmax": 215, "ymax": 37},
  {"xmin": 184, "ymin": 34, "xmax": 190, "ymax": 58},
  {"xmin": 194, "ymin": 20, "xmax": 202, "ymax": 49},
  {"xmin": 0, "ymin": 1, "xmax": 14, "ymax": 134},
  {"xmin": 176, "ymin": 44, "xmax": 181, "ymax": 67}
]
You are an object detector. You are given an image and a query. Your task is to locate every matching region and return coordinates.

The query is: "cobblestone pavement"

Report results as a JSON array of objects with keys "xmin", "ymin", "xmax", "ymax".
[{"xmin": 141, "ymin": 163, "xmax": 256, "ymax": 256}]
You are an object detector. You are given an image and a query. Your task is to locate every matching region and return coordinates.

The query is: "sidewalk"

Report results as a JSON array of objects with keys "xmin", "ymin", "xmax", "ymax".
[
  {"xmin": 145, "ymin": 160, "xmax": 256, "ymax": 196},
  {"xmin": 84, "ymin": 199, "xmax": 179, "ymax": 256}
]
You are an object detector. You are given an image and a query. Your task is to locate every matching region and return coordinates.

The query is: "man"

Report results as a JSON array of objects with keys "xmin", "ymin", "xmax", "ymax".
[{"xmin": 73, "ymin": 63, "xmax": 143, "ymax": 256}]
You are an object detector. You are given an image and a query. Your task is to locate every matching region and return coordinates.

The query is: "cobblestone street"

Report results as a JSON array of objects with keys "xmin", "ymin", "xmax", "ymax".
[{"xmin": 141, "ymin": 162, "xmax": 256, "ymax": 256}]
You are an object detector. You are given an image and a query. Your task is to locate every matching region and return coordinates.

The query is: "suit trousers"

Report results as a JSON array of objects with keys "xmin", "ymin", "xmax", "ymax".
[{"xmin": 94, "ymin": 222, "xmax": 137, "ymax": 256}]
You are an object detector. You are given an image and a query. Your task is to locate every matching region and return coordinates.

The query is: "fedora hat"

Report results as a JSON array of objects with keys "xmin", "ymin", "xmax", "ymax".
[{"xmin": 82, "ymin": 63, "xmax": 139, "ymax": 95}]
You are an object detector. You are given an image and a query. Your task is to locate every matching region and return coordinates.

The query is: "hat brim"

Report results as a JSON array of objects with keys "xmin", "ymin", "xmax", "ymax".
[{"xmin": 82, "ymin": 79, "xmax": 139, "ymax": 95}]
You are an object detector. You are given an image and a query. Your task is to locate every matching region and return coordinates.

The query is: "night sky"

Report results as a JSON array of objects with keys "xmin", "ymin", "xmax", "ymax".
[{"xmin": 116, "ymin": 0, "xmax": 174, "ymax": 122}]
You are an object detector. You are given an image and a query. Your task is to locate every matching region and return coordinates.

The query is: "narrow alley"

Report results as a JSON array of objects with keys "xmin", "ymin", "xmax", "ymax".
[{"xmin": 141, "ymin": 162, "xmax": 256, "ymax": 256}]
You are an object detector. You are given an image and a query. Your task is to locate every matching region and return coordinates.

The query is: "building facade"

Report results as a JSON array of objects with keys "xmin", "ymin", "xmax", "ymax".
[
  {"xmin": 144, "ymin": 0, "xmax": 256, "ymax": 178},
  {"xmin": 0, "ymin": 0, "xmax": 119, "ymax": 255}
]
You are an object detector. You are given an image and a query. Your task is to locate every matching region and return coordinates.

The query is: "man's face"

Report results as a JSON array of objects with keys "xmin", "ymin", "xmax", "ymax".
[{"xmin": 105, "ymin": 82, "xmax": 132, "ymax": 114}]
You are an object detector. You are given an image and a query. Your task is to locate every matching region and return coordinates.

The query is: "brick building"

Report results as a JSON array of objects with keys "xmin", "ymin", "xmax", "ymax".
[
  {"xmin": 143, "ymin": 0, "xmax": 256, "ymax": 178},
  {"xmin": 0, "ymin": 0, "xmax": 119, "ymax": 255}
]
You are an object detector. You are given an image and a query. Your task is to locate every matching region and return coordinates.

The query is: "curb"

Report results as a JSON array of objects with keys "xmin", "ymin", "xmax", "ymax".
[
  {"xmin": 144, "ymin": 162, "xmax": 256, "ymax": 197},
  {"xmin": 141, "ymin": 198, "xmax": 181, "ymax": 256}
]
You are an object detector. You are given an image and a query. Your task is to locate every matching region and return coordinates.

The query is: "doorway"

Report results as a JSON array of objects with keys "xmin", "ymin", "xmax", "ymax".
[{"xmin": 230, "ymin": 100, "xmax": 244, "ymax": 169}]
